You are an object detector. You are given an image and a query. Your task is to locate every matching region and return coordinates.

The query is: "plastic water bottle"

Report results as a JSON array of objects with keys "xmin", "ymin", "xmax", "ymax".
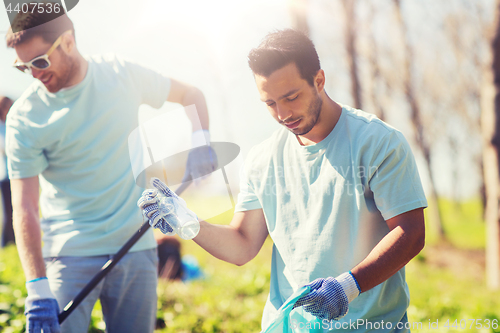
[{"xmin": 156, "ymin": 192, "xmax": 200, "ymax": 240}]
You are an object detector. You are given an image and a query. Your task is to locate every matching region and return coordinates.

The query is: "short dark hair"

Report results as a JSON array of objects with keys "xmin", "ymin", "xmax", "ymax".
[
  {"xmin": 248, "ymin": 29, "xmax": 321, "ymax": 86},
  {"xmin": 6, "ymin": 2, "xmax": 74, "ymax": 48}
]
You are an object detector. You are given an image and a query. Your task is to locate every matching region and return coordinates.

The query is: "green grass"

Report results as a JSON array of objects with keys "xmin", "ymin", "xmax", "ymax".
[
  {"xmin": 406, "ymin": 258, "xmax": 500, "ymax": 333},
  {"xmin": 155, "ymin": 238, "xmax": 272, "ymax": 333},
  {"xmin": 438, "ymin": 198, "xmax": 486, "ymax": 249},
  {"xmin": 408, "ymin": 198, "xmax": 500, "ymax": 332},
  {"xmin": 424, "ymin": 198, "xmax": 486, "ymax": 248},
  {"xmin": 1, "ymin": 199, "xmax": 499, "ymax": 332},
  {"xmin": 0, "ymin": 246, "xmax": 26, "ymax": 333}
]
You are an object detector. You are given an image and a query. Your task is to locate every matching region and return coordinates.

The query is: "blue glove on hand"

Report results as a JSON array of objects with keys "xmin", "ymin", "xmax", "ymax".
[
  {"xmin": 182, "ymin": 130, "xmax": 218, "ymax": 182},
  {"xmin": 137, "ymin": 188, "xmax": 175, "ymax": 235},
  {"xmin": 25, "ymin": 277, "xmax": 61, "ymax": 333},
  {"xmin": 293, "ymin": 272, "xmax": 360, "ymax": 321},
  {"xmin": 137, "ymin": 178, "xmax": 200, "ymax": 239}
]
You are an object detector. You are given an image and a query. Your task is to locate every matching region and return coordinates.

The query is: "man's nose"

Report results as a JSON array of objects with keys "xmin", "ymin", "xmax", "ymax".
[
  {"xmin": 31, "ymin": 68, "xmax": 43, "ymax": 79},
  {"xmin": 276, "ymin": 104, "xmax": 292, "ymax": 122}
]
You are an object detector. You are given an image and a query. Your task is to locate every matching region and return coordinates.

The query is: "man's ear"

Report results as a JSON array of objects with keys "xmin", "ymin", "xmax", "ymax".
[
  {"xmin": 314, "ymin": 69, "xmax": 325, "ymax": 93},
  {"xmin": 60, "ymin": 33, "xmax": 75, "ymax": 54}
]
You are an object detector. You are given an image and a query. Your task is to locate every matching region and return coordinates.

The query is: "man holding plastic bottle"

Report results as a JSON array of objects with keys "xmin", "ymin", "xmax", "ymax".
[
  {"xmin": 6, "ymin": 5, "xmax": 215, "ymax": 333},
  {"xmin": 139, "ymin": 29, "xmax": 426, "ymax": 332}
]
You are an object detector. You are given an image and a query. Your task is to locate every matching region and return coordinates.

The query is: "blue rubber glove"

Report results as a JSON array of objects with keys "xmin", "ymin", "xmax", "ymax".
[
  {"xmin": 293, "ymin": 272, "xmax": 360, "ymax": 321},
  {"xmin": 182, "ymin": 130, "xmax": 218, "ymax": 182},
  {"xmin": 25, "ymin": 277, "xmax": 61, "ymax": 333}
]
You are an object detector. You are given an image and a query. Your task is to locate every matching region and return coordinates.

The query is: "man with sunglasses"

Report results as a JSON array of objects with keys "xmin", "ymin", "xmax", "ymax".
[{"xmin": 5, "ymin": 6, "xmax": 215, "ymax": 333}]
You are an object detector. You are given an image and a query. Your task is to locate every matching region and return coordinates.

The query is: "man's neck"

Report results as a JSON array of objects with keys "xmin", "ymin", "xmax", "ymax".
[
  {"xmin": 65, "ymin": 53, "xmax": 88, "ymax": 88},
  {"xmin": 297, "ymin": 94, "xmax": 342, "ymax": 146}
]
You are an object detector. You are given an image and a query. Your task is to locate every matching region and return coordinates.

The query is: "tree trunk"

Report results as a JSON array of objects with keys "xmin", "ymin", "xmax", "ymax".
[
  {"xmin": 484, "ymin": 0, "xmax": 500, "ymax": 290},
  {"xmin": 393, "ymin": 0, "xmax": 446, "ymax": 240},
  {"xmin": 289, "ymin": 0, "xmax": 309, "ymax": 35},
  {"xmin": 482, "ymin": 67, "xmax": 500, "ymax": 290},
  {"xmin": 367, "ymin": 2, "xmax": 386, "ymax": 121},
  {"xmin": 343, "ymin": 0, "xmax": 362, "ymax": 110}
]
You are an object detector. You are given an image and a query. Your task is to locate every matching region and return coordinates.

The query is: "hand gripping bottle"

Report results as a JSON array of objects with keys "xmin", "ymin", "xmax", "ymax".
[{"xmin": 156, "ymin": 190, "xmax": 200, "ymax": 240}]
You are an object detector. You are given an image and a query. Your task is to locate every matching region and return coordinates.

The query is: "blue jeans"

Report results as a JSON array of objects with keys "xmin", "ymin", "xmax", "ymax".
[{"xmin": 45, "ymin": 249, "xmax": 158, "ymax": 333}]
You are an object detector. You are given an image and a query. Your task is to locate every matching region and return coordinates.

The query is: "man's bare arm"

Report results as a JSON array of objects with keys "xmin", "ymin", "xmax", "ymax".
[
  {"xmin": 350, "ymin": 208, "xmax": 425, "ymax": 292},
  {"xmin": 193, "ymin": 209, "xmax": 269, "ymax": 266},
  {"xmin": 167, "ymin": 79, "xmax": 209, "ymax": 131},
  {"xmin": 11, "ymin": 177, "xmax": 45, "ymax": 281}
]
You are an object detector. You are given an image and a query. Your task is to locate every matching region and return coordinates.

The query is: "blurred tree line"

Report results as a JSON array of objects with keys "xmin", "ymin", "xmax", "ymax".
[{"xmin": 289, "ymin": 0, "xmax": 499, "ymax": 289}]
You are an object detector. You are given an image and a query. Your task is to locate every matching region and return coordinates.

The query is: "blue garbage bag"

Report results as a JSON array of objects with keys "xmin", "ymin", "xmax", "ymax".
[{"xmin": 261, "ymin": 286, "xmax": 323, "ymax": 333}]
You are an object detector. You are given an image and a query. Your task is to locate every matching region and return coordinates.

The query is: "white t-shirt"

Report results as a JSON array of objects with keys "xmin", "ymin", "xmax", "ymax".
[{"xmin": 236, "ymin": 105, "xmax": 427, "ymax": 332}]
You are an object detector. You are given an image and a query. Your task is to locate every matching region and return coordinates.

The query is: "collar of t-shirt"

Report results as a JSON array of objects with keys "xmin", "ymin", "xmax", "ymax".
[{"xmin": 290, "ymin": 106, "xmax": 346, "ymax": 156}]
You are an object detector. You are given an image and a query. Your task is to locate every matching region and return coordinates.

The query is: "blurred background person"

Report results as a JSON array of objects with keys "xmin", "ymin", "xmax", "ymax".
[
  {"xmin": 156, "ymin": 234, "xmax": 182, "ymax": 280},
  {"xmin": 0, "ymin": 96, "xmax": 14, "ymax": 248}
]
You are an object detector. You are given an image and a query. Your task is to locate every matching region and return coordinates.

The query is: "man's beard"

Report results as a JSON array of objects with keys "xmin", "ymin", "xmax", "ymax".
[
  {"xmin": 291, "ymin": 93, "xmax": 323, "ymax": 136},
  {"xmin": 46, "ymin": 53, "xmax": 76, "ymax": 93}
]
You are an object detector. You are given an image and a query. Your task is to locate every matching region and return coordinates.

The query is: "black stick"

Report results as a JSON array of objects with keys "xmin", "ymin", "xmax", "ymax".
[{"xmin": 58, "ymin": 181, "xmax": 190, "ymax": 324}]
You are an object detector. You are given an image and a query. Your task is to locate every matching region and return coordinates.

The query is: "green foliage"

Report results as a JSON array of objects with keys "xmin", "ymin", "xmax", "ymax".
[
  {"xmin": 154, "ymin": 237, "xmax": 272, "ymax": 333},
  {"xmin": 408, "ymin": 199, "xmax": 500, "ymax": 333},
  {"xmin": 439, "ymin": 198, "xmax": 486, "ymax": 249},
  {"xmin": 0, "ymin": 245, "xmax": 27, "ymax": 333},
  {"xmin": 407, "ymin": 259, "xmax": 500, "ymax": 333},
  {"xmin": 424, "ymin": 198, "xmax": 486, "ymax": 248}
]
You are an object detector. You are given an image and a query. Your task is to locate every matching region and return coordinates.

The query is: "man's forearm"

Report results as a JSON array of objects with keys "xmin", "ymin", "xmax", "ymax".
[
  {"xmin": 182, "ymin": 87, "xmax": 209, "ymax": 132},
  {"xmin": 193, "ymin": 209, "xmax": 269, "ymax": 266},
  {"xmin": 11, "ymin": 177, "xmax": 46, "ymax": 281},
  {"xmin": 350, "ymin": 209, "xmax": 425, "ymax": 292},
  {"xmin": 13, "ymin": 212, "xmax": 46, "ymax": 281},
  {"xmin": 193, "ymin": 221, "xmax": 256, "ymax": 266}
]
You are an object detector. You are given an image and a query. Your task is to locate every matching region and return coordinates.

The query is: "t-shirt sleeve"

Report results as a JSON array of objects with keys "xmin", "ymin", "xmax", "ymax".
[
  {"xmin": 368, "ymin": 130, "xmax": 428, "ymax": 220},
  {"xmin": 123, "ymin": 59, "xmax": 172, "ymax": 109},
  {"xmin": 235, "ymin": 148, "xmax": 262, "ymax": 212},
  {"xmin": 6, "ymin": 117, "xmax": 48, "ymax": 179}
]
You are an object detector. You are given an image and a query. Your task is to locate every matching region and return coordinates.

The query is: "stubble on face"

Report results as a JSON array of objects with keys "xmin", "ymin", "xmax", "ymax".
[
  {"xmin": 14, "ymin": 36, "xmax": 78, "ymax": 93},
  {"xmin": 44, "ymin": 50, "xmax": 76, "ymax": 93},
  {"xmin": 288, "ymin": 89, "xmax": 323, "ymax": 136}
]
